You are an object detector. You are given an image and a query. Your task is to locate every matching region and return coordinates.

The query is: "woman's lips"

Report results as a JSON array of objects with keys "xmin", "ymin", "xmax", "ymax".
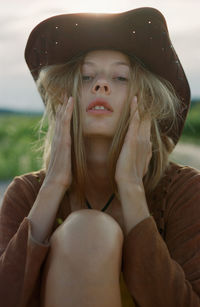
[
  {"xmin": 87, "ymin": 109, "xmax": 113, "ymax": 115},
  {"xmin": 86, "ymin": 99, "xmax": 113, "ymax": 112}
]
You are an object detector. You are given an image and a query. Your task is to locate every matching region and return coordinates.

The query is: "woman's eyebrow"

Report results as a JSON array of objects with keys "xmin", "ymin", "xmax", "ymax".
[{"xmin": 83, "ymin": 61, "xmax": 130, "ymax": 68}]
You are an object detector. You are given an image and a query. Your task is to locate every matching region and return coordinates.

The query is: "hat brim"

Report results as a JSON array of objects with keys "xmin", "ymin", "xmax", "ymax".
[{"xmin": 25, "ymin": 7, "xmax": 190, "ymax": 144}]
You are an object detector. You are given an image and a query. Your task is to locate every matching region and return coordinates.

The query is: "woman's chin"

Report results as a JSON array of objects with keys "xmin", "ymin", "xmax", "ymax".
[{"xmin": 83, "ymin": 130, "xmax": 114, "ymax": 139}]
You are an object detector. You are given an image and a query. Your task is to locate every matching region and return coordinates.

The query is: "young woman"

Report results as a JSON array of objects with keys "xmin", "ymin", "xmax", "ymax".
[{"xmin": 0, "ymin": 7, "xmax": 200, "ymax": 307}]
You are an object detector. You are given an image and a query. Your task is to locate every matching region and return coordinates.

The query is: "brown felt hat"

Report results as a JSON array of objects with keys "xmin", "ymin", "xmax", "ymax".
[{"xmin": 25, "ymin": 7, "xmax": 190, "ymax": 144}]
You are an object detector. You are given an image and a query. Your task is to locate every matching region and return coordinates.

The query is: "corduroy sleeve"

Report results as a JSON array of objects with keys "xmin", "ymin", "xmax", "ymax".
[
  {"xmin": 122, "ymin": 167, "xmax": 200, "ymax": 307},
  {"xmin": 0, "ymin": 176, "xmax": 50, "ymax": 307}
]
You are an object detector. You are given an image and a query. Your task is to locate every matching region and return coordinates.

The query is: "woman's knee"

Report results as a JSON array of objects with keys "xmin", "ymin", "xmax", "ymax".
[
  {"xmin": 50, "ymin": 209, "xmax": 124, "ymax": 258},
  {"xmin": 41, "ymin": 210, "xmax": 124, "ymax": 307}
]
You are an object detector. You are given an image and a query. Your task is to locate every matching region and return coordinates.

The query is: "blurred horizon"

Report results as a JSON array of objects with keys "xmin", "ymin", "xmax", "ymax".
[
  {"xmin": 1, "ymin": 0, "xmax": 200, "ymax": 112},
  {"xmin": 1, "ymin": 98, "xmax": 199, "ymax": 115}
]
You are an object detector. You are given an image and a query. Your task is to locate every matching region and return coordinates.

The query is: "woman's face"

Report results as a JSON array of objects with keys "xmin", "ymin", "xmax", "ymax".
[{"xmin": 79, "ymin": 49, "xmax": 131, "ymax": 138}]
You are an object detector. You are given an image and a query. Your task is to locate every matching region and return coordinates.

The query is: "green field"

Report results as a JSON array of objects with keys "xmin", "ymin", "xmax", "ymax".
[
  {"xmin": 0, "ymin": 114, "xmax": 44, "ymax": 180},
  {"xmin": 0, "ymin": 101, "xmax": 200, "ymax": 180},
  {"xmin": 179, "ymin": 101, "xmax": 200, "ymax": 144}
]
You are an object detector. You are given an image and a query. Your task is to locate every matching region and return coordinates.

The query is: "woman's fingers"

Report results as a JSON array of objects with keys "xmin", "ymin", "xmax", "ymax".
[
  {"xmin": 131, "ymin": 96, "xmax": 152, "ymax": 176},
  {"xmin": 139, "ymin": 113, "xmax": 151, "ymax": 140},
  {"xmin": 124, "ymin": 96, "xmax": 139, "ymax": 144},
  {"xmin": 138, "ymin": 113, "xmax": 152, "ymax": 176},
  {"xmin": 63, "ymin": 96, "xmax": 74, "ymax": 121},
  {"xmin": 46, "ymin": 95, "xmax": 75, "ymax": 188},
  {"xmin": 56, "ymin": 96, "xmax": 74, "ymax": 129},
  {"xmin": 130, "ymin": 96, "xmax": 138, "ymax": 115}
]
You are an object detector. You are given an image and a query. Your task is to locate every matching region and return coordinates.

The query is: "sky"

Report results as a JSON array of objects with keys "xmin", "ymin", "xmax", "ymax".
[{"xmin": 0, "ymin": 0, "xmax": 200, "ymax": 112}]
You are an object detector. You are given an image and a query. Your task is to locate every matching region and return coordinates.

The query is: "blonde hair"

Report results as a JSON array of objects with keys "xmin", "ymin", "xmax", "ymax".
[{"xmin": 35, "ymin": 51, "xmax": 180, "ymax": 205}]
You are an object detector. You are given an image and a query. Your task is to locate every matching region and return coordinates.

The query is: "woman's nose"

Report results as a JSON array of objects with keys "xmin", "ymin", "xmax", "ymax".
[{"xmin": 92, "ymin": 79, "xmax": 111, "ymax": 95}]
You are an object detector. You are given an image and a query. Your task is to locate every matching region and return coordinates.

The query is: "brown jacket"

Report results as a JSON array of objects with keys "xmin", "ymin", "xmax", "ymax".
[{"xmin": 0, "ymin": 162, "xmax": 200, "ymax": 307}]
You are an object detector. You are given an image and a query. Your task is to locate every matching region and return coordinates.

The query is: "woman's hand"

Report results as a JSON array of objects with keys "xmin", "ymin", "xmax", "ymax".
[
  {"xmin": 115, "ymin": 96, "xmax": 152, "ymax": 188},
  {"xmin": 43, "ymin": 96, "xmax": 74, "ymax": 190}
]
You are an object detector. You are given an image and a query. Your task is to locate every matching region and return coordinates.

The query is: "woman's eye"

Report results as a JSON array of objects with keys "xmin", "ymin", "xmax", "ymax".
[
  {"xmin": 82, "ymin": 75, "xmax": 93, "ymax": 81},
  {"xmin": 115, "ymin": 76, "xmax": 128, "ymax": 81}
]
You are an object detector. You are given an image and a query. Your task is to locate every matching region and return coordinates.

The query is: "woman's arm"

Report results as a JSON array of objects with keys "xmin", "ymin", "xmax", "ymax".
[
  {"xmin": 0, "ymin": 175, "xmax": 51, "ymax": 307},
  {"xmin": 27, "ymin": 182, "xmax": 66, "ymax": 243},
  {"xmin": 27, "ymin": 96, "xmax": 74, "ymax": 244},
  {"xmin": 122, "ymin": 167, "xmax": 200, "ymax": 306},
  {"xmin": 118, "ymin": 183, "xmax": 150, "ymax": 236},
  {"xmin": 0, "ymin": 96, "xmax": 74, "ymax": 307}
]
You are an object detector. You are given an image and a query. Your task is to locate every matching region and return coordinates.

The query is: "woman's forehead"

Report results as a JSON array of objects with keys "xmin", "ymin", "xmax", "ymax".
[{"xmin": 83, "ymin": 49, "xmax": 130, "ymax": 66}]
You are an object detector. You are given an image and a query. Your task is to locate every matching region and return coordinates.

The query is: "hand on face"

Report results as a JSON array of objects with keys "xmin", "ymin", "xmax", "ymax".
[{"xmin": 115, "ymin": 96, "xmax": 152, "ymax": 187}]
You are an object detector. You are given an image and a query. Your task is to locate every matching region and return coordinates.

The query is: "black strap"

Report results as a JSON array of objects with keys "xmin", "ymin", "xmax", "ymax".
[{"xmin": 85, "ymin": 193, "xmax": 115, "ymax": 212}]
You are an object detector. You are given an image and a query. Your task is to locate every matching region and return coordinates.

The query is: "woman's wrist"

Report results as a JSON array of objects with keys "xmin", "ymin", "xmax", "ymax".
[
  {"xmin": 42, "ymin": 179, "xmax": 69, "ymax": 193},
  {"xmin": 117, "ymin": 181, "xmax": 150, "ymax": 235}
]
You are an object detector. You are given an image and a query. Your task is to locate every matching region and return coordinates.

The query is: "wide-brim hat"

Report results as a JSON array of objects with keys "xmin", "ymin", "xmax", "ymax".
[{"xmin": 25, "ymin": 7, "xmax": 190, "ymax": 145}]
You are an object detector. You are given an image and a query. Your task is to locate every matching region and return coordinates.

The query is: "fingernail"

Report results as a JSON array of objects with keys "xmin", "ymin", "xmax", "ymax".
[
  {"xmin": 133, "ymin": 96, "xmax": 138, "ymax": 103},
  {"xmin": 68, "ymin": 96, "xmax": 73, "ymax": 103}
]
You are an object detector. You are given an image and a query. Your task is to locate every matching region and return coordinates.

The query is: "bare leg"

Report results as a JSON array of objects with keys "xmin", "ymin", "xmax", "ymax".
[{"xmin": 41, "ymin": 209, "xmax": 124, "ymax": 307}]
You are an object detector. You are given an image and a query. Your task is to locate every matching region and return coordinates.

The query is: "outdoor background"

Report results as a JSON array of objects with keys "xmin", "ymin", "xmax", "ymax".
[{"xmin": 0, "ymin": 0, "xmax": 200, "ymax": 205}]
